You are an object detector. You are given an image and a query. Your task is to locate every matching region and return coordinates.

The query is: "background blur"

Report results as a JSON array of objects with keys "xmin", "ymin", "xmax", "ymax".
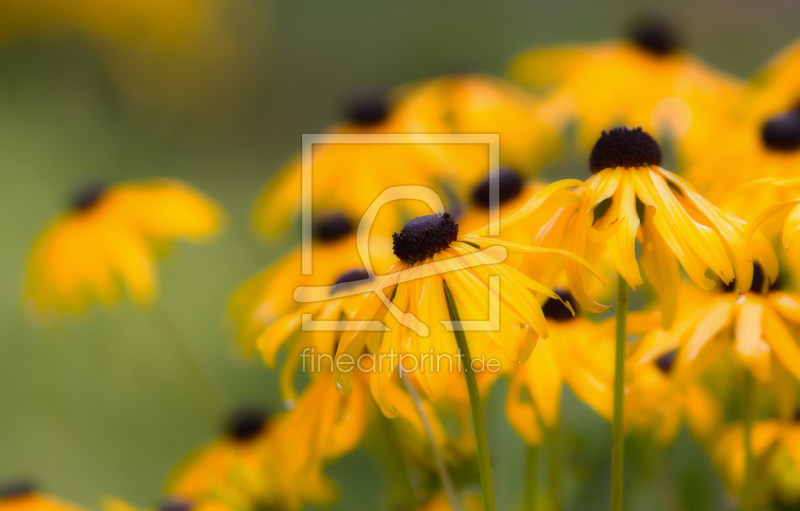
[{"xmin": 1, "ymin": 0, "xmax": 799, "ymax": 509}]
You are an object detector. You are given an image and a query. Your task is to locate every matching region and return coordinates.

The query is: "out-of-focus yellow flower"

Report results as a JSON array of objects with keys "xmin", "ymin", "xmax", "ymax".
[
  {"xmin": 509, "ymin": 16, "xmax": 741, "ymax": 166},
  {"xmin": 0, "ymin": 484, "xmax": 88, "ymax": 511},
  {"xmin": 484, "ymin": 127, "xmax": 758, "ymax": 327},
  {"xmin": 333, "ymin": 212, "xmax": 602, "ymax": 416},
  {"xmin": 739, "ymin": 37, "xmax": 800, "ymax": 127},
  {"xmin": 396, "ymin": 73, "xmax": 560, "ymax": 181},
  {"xmin": 254, "ymin": 74, "xmax": 557, "ymax": 239},
  {"xmin": 685, "ymin": 110, "xmax": 800, "ymax": 206},
  {"xmin": 711, "ymin": 417, "xmax": 800, "ymax": 505},
  {"xmin": 631, "ymin": 265, "xmax": 800, "ymax": 390},
  {"xmin": 24, "ymin": 179, "xmax": 222, "ymax": 322},
  {"xmin": 167, "ymin": 409, "xmax": 276, "ymax": 510},
  {"xmin": 624, "ymin": 346, "xmax": 723, "ymax": 446},
  {"xmin": 505, "ymin": 289, "xmax": 615, "ymax": 445},
  {"xmin": 227, "ymin": 210, "xmax": 395, "ymax": 356}
]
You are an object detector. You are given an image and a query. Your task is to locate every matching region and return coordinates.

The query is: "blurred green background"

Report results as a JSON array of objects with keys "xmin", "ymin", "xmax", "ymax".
[{"xmin": 1, "ymin": 0, "xmax": 798, "ymax": 509}]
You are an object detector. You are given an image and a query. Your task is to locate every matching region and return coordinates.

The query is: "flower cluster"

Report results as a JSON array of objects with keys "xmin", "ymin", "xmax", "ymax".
[{"xmin": 15, "ymin": 14, "xmax": 800, "ymax": 511}]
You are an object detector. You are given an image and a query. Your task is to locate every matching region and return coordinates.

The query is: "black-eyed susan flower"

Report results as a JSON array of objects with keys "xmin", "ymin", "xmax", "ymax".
[
  {"xmin": 489, "ymin": 127, "xmax": 757, "ymax": 323},
  {"xmin": 508, "ymin": 15, "xmax": 741, "ymax": 166},
  {"xmin": 253, "ymin": 75, "xmax": 558, "ymax": 239},
  {"xmin": 0, "ymin": 482, "xmax": 87, "ymax": 511},
  {"xmin": 505, "ymin": 289, "xmax": 616, "ymax": 446},
  {"xmin": 333, "ymin": 211, "xmax": 601, "ymax": 511},
  {"xmin": 24, "ymin": 179, "xmax": 222, "ymax": 322},
  {"xmin": 228, "ymin": 210, "xmax": 394, "ymax": 355},
  {"xmin": 167, "ymin": 408, "xmax": 276, "ymax": 510},
  {"xmin": 333, "ymin": 212, "xmax": 601, "ymax": 413},
  {"xmin": 738, "ymin": 37, "xmax": 800, "ymax": 128},
  {"xmin": 711, "ymin": 414, "xmax": 800, "ymax": 507},
  {"xmin": 396, "ymin": 73, "xmax": 560, "ymax": 181},
  {"xmin": 630, "ymin": 264, "xmax": 800, "ymax": 388},
  {"xmin": 686, "ymin": 108, "xmax": 800, "ymax": 207},
  {"xmin": 257, "ymin": 267, "xmax": 473, "ymax": 497}
]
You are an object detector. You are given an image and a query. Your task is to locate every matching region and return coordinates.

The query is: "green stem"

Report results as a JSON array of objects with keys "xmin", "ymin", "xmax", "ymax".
[
  {"xmin": 377, "ymin": 412, "xmax": 418, "ymax": 511},
  {"xmin": 151, "ymin": 306, "xmax": 226, "ymax": 422},
  {"xmin": 548, "ymin": 423, "xmax": 562, "ymax": 511},
  {"xmin": 742, "ymin": 371, "xmax": 755, "ymax": 511},
  {"xmin": 610, "ymin": 274, "xmax": 628, "ymax": 511},
  {"xmin": 525, "ymin": 445, "xmax": 539, "ymax": 510},
  {"xmin": 443, "ymin": 281, "xmax": 496, "ymax": 511}
]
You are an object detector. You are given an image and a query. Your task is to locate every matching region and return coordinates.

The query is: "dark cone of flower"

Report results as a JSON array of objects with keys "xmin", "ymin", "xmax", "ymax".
[
  {"xmin": 590, "ymin": 127, "xmax": 662, "ymax": 173},
  {"xmin": 159, "ymin": 496, "xmax": 193, "ymax": 511},
  {"xmin": 71, "ymin": 181, "xmax": 106, "ymax": 211},
  {"xmin": 393, "ymin": 213, "xmax": 458, "ymax": 264},
  {"xmin": 226, "ymin": 408, "xmax": 268, "ymax": 442},
  {"xmin": 332, "ymin": 268, "xmax": 372, "ymax": 295},
  {"xmin": 761, "ymin": 110, "xmax": 800, "ymax": 152},
  {"xmin": 470, "ymin": 167, "xmax": 525, "ymax": 208},
  {"xmin": 314, "ymin": 211, "xmax": 353, "ymax": 242},
  {"xmin": 722, "ymin": 262, "xmax": 769, "ymax": 294},
  {"xmin": 655, "ymin": 349, "xmax": 678, "ymax": 375},
  {"xmin": 0, "ymin": 480, "xmax": 36, "ymax": 499},
  {"xmin": 630, "ymin": 15, "xmax": 681, "ymax": 56},
  {"xmin": 344, "ymin": 89, "xmax": 391, "ymax": 126},
  {"xmin": 541, "ymin": 288, "xmax": 578, "ymax": 322}
]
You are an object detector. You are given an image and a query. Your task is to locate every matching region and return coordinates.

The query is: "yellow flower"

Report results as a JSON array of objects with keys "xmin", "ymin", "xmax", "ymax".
[
  {"xmin": 419, "ymin": 491, "xmax": 484, "ymax": 511},
  {"xmin": 24, "ymin": 179, "xmax": 222, "ymax": 321},
  {"xmin": 630, "ymin": 265, "xmax": 800, "ymax": 387},
  {"xmin": 253, "ymin": 74, "xmax": 557, "ymax": 239},
  {"xmin": 228, "ymin": 210, "xmax": 394, "ymax": 356},
  {"xmin": 624, "ymin": 346, "xmax": 723, "ymax": 446},
  {"xmin": 0, "ymin": 484, "xmax": 88, "ymax": 511},
  {"xmin": 685, "ymin": 109, "xmax": 800, "ymax": 206},
  {"xmin": 739, "ymin": 37, "xmax": 800, "ymax": 127},
  {"xmin": 489, "ymin": 127, "xmax": 758, "ymax": 327},
  {"xmin": 508, "ymin": 16, "xmax": 741, "ymax": 166},
  {"xmin": 332, "ymin": 212, "xmax": 602, "ymax": 416},
  {"xmin": 167, "ymin": 409, "xmax": 276, "ymax": 510},
  {"xmin": 396, "ymin": 73, "xmax": 560, "ymax": 180},
  {"xmin": 505, "ymin": 289, "xmax": 616, "ymax": 445},
  {"xmin": 256, "ymin": 270, "xmax": 473, "ymax": 488},
  {"xmin": 711, "ymin": 417, "xmax": 800, "ymax": 505}
]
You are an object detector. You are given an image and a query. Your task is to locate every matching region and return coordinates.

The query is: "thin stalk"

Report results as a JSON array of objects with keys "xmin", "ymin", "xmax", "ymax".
[
  {"xmin": 610, "ymin": 274, "xmax": 629, "ymax": 511},
  {"xmin": 742, "ymin": 371, "xmax": 755, "ymax": 511},
  {"xmin": 151, "ymin": 306, "xmax": 226, "ymax": 422},
  {"xmin": 443, "ymin": 280, "xmax": 496, "ymax": 511},
  {"xmin": 377, "ymin": 412, "xmax": 418, "ymax": 511},
  {"xmin": 548, "ymin": 422, "xmax": 562, "ymax": 510},
  {"xmin": 401, "ymin": 373, "xmax": 462, "ymax": 511},
  {"xmin": 525, "ymin": 445, "xmax": 539, "ymax": 510}
]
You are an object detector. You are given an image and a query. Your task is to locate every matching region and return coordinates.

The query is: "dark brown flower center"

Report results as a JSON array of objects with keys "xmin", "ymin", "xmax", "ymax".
[
  {"xmin": 722, "ymin": 262, "xmax": 777, "ymax": 294},
  {"xmin": 0, "ymin": 480, "xmax": 35, "ymax": 499},
  {"xmin": 226, "ymin": 408, "xmax": 268, "ymax": 442},
  {"xmin": 630, "ymin": 15, "xmax": 680, "ymax": 56},
  {"xmin": 470, "ymin": 167, "xmax": 525, "ymax": 208},
  {"xmin": 71, "ymin": 181, "xmax": 106, "ymax": 211},
  {"xmin": 332, "ymin": 268, "xmax": 372, "ymax": 294},
  {"xmin": 344, "ymin": 88, "xmax": 391, "ymax": 126},
  {"xmin": 159, "ymin": 496, "xmax": 193, "ymax": 511},
  {"xmin": 313, "ymin": 212, "xmax": 353, "ymax": 242},
  {"xmin": 541, "ymin": 288, "xmax": 579, "ymax": 322},
  {"xmin": 393, "ymin": 213, "xmax": 459, "ymax": 264},
  {"xmin": 655, "ymin": 349, "xmax": 678, "ymax": 375},
  {"xmin": 589, "ymin": 126, "xmax": 662, "ymax": 173},
  {"xmin": 761, "ymin": 110, "xmax": 800, "ymax": 152}
]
